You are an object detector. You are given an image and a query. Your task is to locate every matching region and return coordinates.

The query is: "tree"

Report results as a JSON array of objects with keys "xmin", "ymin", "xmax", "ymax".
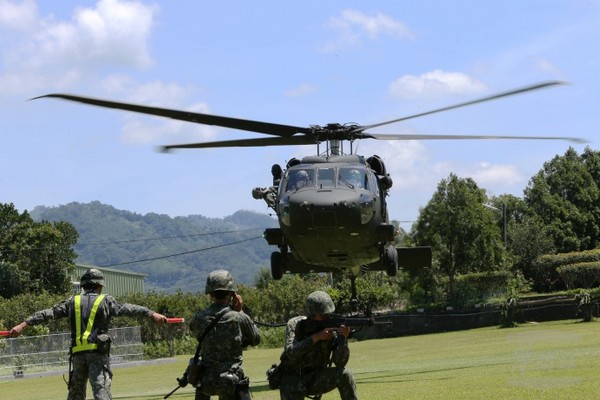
[
  {"xmin": 0, "ymin": 203, "xmax": 78, "ymax": 298},
  {"xmin": 524, "ymin": 147, "xmax": 600, "ymax": 253},
  {"xmin": 413, "ymin": 174, "xmax": 506, "ymax": 302},
  {"xmin": 489, "ymin": 194, "xmax": 555, "ymax": 289}
]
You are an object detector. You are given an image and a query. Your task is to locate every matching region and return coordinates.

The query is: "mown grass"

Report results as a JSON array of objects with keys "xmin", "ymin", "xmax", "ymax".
[{"xmin": 2, "ymin": 319, "xmax": 600, "ymax": 399}]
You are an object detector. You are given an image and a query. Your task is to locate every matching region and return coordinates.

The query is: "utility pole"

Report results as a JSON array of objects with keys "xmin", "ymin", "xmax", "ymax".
[{"xmin": 483, "ymin": 203, "xmax": 507, "ymax": 246}]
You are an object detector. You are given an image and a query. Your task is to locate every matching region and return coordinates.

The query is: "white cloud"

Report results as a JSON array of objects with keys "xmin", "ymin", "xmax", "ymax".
[
  {"xmin": 364, "ymin": 139, "xmax": 431, "ymax": 189},
  {"xmin": 121, "ymin": 101, "xmax": 216, "ymax": 146},
  {"xmin": 324, "ymin": 9, "xmax": 412, "ymax": 51},
  {"xmin": 68, "ymin": 0, "xmax": 157, "ymax": 68},
  {"xmin": 0, "ymin": 0, "xmax": 158, "ymax": 96},
  {"xmin": 0, "ymin": 0, "xmax": 39, "ymax": 32},
  {"xmin": 468, "ymin": 162, "xmax": 524, "ymax": 186},
  {"xmin": 285, "ymin": 83, "xmax": 318, "ymax": 97},
  {"xmin": 389, "ymin": 70, "xmax": 487, "ymax": 99},
  {"xmin": 373, "ymin": 143, "xmax": 527, "ymax": 220},
  {"xmin": 99, "ymin": 80, "xmax": 213, "ymax": 145},
  {"xmin": 533, "ymin": 57, "xmax": 564, "ymax": 77}
]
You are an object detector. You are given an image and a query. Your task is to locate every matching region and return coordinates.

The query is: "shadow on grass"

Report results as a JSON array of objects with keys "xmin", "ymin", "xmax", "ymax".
[
  {"xmin": 112, "ymin": 382, "xmax": 274, "ymax": 400},
  {"xmin": 110, "ymin": 362, "xmax": 513, "ymax": 399},
  {"xmin": 354, "ymin": 360, "xmax": 512, "ymax": 384}
]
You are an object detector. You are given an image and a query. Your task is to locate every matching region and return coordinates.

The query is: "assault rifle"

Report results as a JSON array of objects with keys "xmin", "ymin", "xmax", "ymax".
[
  {"xmin": 295, "ymin": 315, "xmax": 390, "ymax": 339},
  {"xmin": 163, "ymin": 366, "xmax": 189, "ymax": 399}
]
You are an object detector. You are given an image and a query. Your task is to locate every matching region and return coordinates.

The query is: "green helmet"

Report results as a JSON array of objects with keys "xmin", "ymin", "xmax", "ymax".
[
  {"xmin": 205, "ymin": 269, "xmax": 237, "ymax": 294},
  {"xmin": 305, "ymin": 290, "xmax": 335, "ymax": 316},
  {"xmin": 80, "ymin": 268, "xmax": 104, "ymax": 287}
]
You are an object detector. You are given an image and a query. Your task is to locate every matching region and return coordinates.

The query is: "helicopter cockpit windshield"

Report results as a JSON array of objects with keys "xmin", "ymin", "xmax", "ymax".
[
  {"xmin": 316, "ymin": 167, "xmax": 335, "ymax": 188},
  {"xmin": 338, "ymin": 167, "xmax": 369, "ymax": 191},
  {"xmin": 283, "ymin": 165, "xmax": 375, "ymax": 193},
  {"xmin": 285, "ymin": 169, "xmax": 314, "ymax": 191}
]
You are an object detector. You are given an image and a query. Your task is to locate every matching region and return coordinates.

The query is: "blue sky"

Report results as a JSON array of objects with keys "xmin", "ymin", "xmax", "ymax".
[{"xmin": 1, "ymin": 1, "xmax": 598, "ymax": 228}]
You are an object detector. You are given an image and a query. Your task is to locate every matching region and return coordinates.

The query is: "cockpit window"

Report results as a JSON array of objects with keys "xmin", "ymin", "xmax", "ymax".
[
  {"xmin": 338, "ymin": 167, "xmax": 369, "ymax": 191},
  {"xmin": 284, "ymin": 168, "xmax": 314, "ymax": 191},
  {"xmin": 369, "ymin": 172, "xmax": 379, "ymax": 197},
  {"xmin": 316, "ymin": 168, "xmax": 335, "ymax": 188}
]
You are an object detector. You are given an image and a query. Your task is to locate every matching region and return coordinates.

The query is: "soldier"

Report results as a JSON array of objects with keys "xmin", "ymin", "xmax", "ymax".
[
  {"xmin": 188, "ymin": 269, "xmax": 261, "ymax": 400},
  {"xmin": 279, "ymin": 290, "xmax": 358, "ymax": 400},
  {"xmin": 9, "ymin": 267, "xmax": 168, "ymax": 400}
]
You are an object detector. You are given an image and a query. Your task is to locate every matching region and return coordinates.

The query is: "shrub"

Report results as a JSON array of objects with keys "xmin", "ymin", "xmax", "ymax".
[
  {"xmin": 499, "ymin": 297, "xmax": 519, "ymax": 328},
  {"xmin": 256, "ymin": 326, "xmax": 286, "ymax": 349},
  {"xmin": 454, "ymin": 270, "xmax": 512, "ymax": 307},
  {"xmin": 574, "ymin": 291, "xmax": 594, "ymax": 322},
  {"xmin": 533, "ymin": 249, "xmax": 600, "ymax": 291},
  {"xmin": 557, "ymin": 262, "xmax": 600, "ymax": 289}
]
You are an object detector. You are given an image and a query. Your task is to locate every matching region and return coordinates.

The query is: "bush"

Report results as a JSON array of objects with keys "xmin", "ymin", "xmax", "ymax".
[
  {"xmin": 531, "ymin": 250, "xmax": 600, "ymax": 292},
  {"xmin": 557, "ymin": 262, "xmax": 600, "ymax": 289},
  {"xmin": 454, "ymin": 271, "xmax": 512, "ymax": 307},
  {"xmin": 574, "ymin": 291, "xmax": 594, "ymax": 322},
  {"xmin": 143, "ymin": 336, "xmax": 197, "ymax": 359},
  {"xmin": 240, "ymin": 271, "xmax": 330, "ymax": 323},
  {"xmin": 256, "ymin": 326, "xmax": 286, "ymax": 349},
  {"xmin": 332, "ymin": 272, "xmax": 400, "ymax": 315},
  {"xmin": 0, "ymin": 292, "xmax": 69, "ymax": 333},
  {"xmin": 499, "ymin": 297, "xmax": 519, "ymax": 328}
]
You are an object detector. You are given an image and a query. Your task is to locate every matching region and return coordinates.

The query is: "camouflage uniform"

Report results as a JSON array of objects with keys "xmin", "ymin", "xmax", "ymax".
[
  {"xmin": 22, "ymin": 269, "xmax": 159, "ymax": 400},
  {"xmin": 188, "ymin": 270, "xmax": 261, "ymax": 400},
  {"xmin": 279, "ymin": 292, "xmax": 358, "ymax": 400}
]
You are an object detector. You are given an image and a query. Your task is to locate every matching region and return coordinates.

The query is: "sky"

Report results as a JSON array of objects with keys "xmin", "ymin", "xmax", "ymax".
[{"xmin": 1, "ymin": 0, "xmax": 599, "ymax": 229}]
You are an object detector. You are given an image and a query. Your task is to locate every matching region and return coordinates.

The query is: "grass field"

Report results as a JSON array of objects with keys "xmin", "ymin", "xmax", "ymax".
[{"xmin": 2, "ymin": 319, "xmax": 600, "ymax": 399}]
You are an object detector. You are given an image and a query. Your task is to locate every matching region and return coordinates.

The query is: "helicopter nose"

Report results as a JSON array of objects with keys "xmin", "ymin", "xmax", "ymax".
[{"xmin": 287, "ymin": 193, "xmax": 375, "ymax": 229}]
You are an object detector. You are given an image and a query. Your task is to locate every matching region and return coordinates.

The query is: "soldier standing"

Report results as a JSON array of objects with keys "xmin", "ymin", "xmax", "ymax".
[
  {"xmin": 279, "ymin": 290, "xmax": 359, "ymax": 400},
  {"xmin": 9, "ymin": 267, "xmax": 168, "ymax": 400},
  {"xmin": 188, "ymin": 269, "xmax": 261, "ymax": 400}
]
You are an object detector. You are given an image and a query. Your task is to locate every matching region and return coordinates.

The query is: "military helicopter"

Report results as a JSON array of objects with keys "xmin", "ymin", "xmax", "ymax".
[{"xmin": 34, "ymin": 81, "xmax": 583, "ymax": 303}]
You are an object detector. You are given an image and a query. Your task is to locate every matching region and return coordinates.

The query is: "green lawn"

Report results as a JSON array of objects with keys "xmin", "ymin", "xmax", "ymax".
[{"xmin": 3, "ymin": 319, "xmax": 600, "ymax": 399}]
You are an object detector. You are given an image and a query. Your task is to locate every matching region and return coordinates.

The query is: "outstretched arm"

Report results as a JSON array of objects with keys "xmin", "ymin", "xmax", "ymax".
[
  {"xmin": 151, "ymin": 312, "xmax": 168, "ymax": 324},
  {"xmin": 9, "ymin": 322, "xmax": 28, "ymax": 337}
]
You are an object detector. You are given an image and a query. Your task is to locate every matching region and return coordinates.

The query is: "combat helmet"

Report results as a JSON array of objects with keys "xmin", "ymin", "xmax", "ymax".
[
  {"xmin": 80, "ymin": 268, "xmax": 105, "ymax": 287},
  {"xmin": 205, "ymin": 269, "xmax": 237, "ymax": 294},
  {"xmin": 305, "ymin": 290, "xmax": 335, "ymax": 316}
]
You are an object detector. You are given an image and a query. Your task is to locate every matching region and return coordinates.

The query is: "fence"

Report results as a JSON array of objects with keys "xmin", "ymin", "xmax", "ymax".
[
  {"xmin": 0, "ymin": 326, "xmax": 143, "ymax": 379},
  {"xmin": 354, "ymin": 296, "xmax": 593, "ymax": 340}
]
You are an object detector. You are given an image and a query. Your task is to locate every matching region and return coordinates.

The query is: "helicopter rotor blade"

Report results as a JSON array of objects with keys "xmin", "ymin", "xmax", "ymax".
[
  {"xmin": 33, "ymin": 81, "xmax": 584, "ymax": 150},
  {"xmin": 365, "ymin": 132, "xmax": 587, "ymax": 143},
  {"xmin": 160, "ymin": 135, "xmax": 318, "ymax": 152},
  {"xmin": 32, "ymin": 94, "xmax": 309, "ymax": 138},
  {"xmin": 357, "ymin": 81, "xmax": 567, "ymax": 132}
]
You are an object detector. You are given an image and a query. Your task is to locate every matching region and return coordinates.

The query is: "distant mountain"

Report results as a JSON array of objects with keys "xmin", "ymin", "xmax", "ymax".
[{"xmin": 30, "ymin": 201, "xmax": 278, "ymax": 293}]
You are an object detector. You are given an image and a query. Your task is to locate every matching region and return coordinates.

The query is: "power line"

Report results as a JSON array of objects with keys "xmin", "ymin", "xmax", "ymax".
[
  {"xmin": 97, "ymin": 236, "xmax": 263, "ymax": 268},
  {"xmin": 77, "ymin": 228, "xmax": 263, "ymax": 247},
  {"xmin": 0, "ymin": 228, "xmax": 265, "ymax": 252}
]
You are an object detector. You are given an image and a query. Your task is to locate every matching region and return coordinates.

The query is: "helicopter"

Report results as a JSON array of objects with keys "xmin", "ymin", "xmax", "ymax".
[{"xmin": 34, "ymin": 81, "xmax": 584, "ymax": 303}]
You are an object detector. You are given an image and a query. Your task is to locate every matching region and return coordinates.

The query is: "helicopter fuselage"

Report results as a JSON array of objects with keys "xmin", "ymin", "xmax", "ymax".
[{"xmin": 261, "ymin": 154, "xmax": 398, "ymax": 278}]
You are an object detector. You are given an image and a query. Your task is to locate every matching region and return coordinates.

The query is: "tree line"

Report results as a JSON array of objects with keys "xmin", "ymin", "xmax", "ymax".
[
  {"xmin": 2, "ymin": 146, "xmax": 600, "ymax": 313},
  {"xmin": 406, "ymin": 146, "xmax": 600, "ymax": 306}
]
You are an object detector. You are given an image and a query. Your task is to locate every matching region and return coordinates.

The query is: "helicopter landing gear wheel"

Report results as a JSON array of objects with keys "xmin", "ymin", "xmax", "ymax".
[
  {"xmin": 270, "ymin": 251, "xmax": 284, "ymax": 280},
  {"xmin": 383, "ymin": 246, "xmax": 398, "ymax": 277}
]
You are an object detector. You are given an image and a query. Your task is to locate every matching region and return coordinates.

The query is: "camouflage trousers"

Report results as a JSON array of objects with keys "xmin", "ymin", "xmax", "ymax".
[
  {"xmin": 67, "ymin": 352, "xmax": 112, "ymax": 400},
  {"xmin": 279, "ymin": 367, "xmax": 358, "ymax": 400}
]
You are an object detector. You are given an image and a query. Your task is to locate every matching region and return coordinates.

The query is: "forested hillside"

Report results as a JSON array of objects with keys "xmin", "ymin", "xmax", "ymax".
[{"xmin": 30, "ymin": 201, "xmax": 278, "ymax": 293}]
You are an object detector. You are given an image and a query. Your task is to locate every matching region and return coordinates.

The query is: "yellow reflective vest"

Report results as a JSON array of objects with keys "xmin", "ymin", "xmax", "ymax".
[{"xmin": 71, "ymin": 294, "xmax": 106, "ymax": 354}]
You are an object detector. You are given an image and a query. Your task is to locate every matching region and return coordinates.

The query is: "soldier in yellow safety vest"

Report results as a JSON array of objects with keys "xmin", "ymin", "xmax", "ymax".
[{"xmin": 10, "ymin": 268, "xmax": 168, "ymax": 400}]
